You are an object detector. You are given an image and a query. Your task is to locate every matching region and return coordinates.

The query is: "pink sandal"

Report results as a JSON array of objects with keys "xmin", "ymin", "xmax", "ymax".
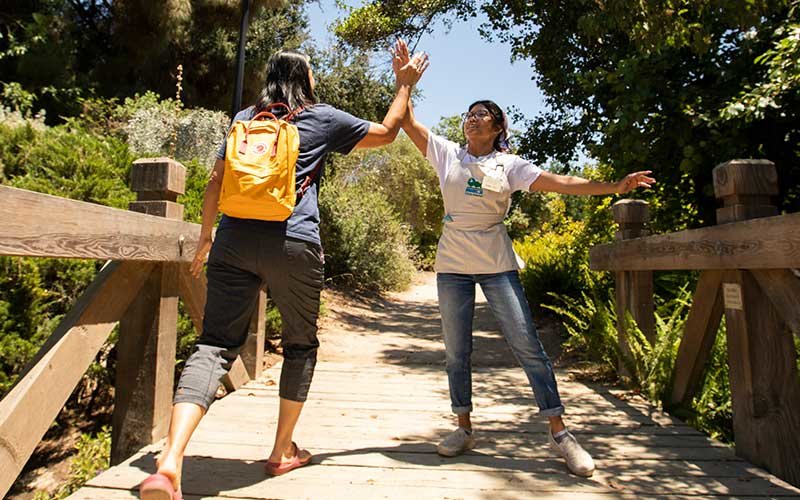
[
  {"xmin": 139, "ymin": 473, "xmax": 182, "ymax": 500},
  {"xmin": 265, "ymin": 442, "xmax": 312, "ymax": 476}
]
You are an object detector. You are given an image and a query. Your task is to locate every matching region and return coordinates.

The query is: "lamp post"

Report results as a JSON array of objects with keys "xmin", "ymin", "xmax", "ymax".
[{"xmin": 231, "ymin": 0, "xmax": 251, "ymax": 121}]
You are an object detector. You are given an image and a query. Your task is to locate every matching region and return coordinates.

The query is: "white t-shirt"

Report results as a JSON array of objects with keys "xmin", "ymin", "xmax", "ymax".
[{"xmin": 426, "ymin": 133, "xmax": 543, "ymax": 193}]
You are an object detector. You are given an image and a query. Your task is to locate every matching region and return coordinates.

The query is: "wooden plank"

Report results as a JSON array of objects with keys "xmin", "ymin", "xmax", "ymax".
[
  {"xmin": 751, "ymin": 268, "xmax": 800, "ymax": 336},
  {"xmin": 222, "ymin": 356, "xmax": 251, "ymax": 392},
  {"xmin": 177, "ymin": 264, "xmax": 206, "ymax": 334},
  {"xmin": 723, "ymin": 270, "xmax": 800, "ymax": 486},
  {"xmin": 588, "ymin": 212, "xmax": 800, "ymax": 271},
  {"xmin": 670, "ymin": 270, "xmax": 725, "ymax": 406},
  {"xmin": 112, "ymin": 263, "xmax": 179, "ymax": 465},
  {"xmin": 0, "ymin": 185, "xmax": 201, "ymax": 261},
  {"xmin": 0, "ymin": 261, "xmax": 154, "ymax": 497},
  {"xmin": 84, "ymin": 449, "xmax": 796, "ymax": 498}
]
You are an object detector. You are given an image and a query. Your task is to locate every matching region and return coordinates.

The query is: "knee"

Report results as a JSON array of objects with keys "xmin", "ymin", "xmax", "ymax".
[{"xmin": 445, "ymin": 349, "xmax": 471, "ymax": 370}]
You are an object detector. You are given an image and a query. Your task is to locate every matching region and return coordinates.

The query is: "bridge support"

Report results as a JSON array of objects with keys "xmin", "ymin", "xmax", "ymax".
[
  {"xmin": 112, "ymin": 158, "xmax": 185, "ymax": 465},
  {"xmin": 714, "ymin": 160, "xmax": 800, "ymax": 486},
  {"xmin": 612, "ymin": 199, "xmax": 654, "ymax": 380}
]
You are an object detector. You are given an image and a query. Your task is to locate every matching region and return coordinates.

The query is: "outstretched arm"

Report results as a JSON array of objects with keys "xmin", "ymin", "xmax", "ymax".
[
  {"xmin": 529, "ymin": 170, "xmax": 655, "ymax": 195},
  {"xmin": 355, "ymin": 39, "xmax": 429, "ymax": 149},
  {"xmin": 402, "ymin": 101, "xmax": 430, "ymax": 157}
]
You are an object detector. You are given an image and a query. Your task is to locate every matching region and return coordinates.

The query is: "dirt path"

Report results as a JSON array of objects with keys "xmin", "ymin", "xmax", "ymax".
[{"xmin": 318, "ymin": 271, "xmax": 566, "ymax": 369}]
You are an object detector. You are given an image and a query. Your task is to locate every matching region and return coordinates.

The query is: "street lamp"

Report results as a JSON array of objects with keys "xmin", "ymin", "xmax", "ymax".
[{"xmin": 231, "ymin": 0, "xmax": 251, "ymax": 121}]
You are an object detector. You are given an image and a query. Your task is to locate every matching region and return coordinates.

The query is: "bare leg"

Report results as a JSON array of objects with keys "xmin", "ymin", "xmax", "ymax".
[
  {"xmin": 458, "ymin": 413, "xmax": 472, "ymax": 431},
  {"xmin": 549, "ymin": 415, "xmax": 566, "ymax": 434},
  {"xmin": 268, "ymin": 398, "xmax": 311, "ymax": 463},
  {"xmin": 155, "ymin": 402, "xmax": 205, "ymax": 491}
]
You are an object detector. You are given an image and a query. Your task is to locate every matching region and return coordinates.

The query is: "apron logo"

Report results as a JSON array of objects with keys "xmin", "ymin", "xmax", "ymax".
[{"xmin": 465, "ymin": 177, "xmax": 483, "ymax": 197}]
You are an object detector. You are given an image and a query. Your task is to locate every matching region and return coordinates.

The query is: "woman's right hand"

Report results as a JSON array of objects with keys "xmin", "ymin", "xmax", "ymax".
[
  {"xmin": 392, "ymin": 39, "xmax": 429, "ymax": 88},
  {"xmin": 190, "ymin": 234, "xmax": 213, "ymax": 278}
]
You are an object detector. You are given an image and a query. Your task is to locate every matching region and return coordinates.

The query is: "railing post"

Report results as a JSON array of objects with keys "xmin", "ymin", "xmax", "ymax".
[
  {"xmin": 714, "ymin": 159, "xmax": 800, "ymax": 486},
  {"xmin": 612, "ymin": 199, "xmax": 655, "ymax": 380},
  {"xmin": 112, "ymin": 158, "xmax": 185, "ymax": 465}
]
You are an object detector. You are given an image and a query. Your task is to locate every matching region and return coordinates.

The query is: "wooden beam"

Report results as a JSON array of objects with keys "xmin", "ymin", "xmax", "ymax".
[
  {"xmin": 722, "ymin": 270, "xmax": 800, "ymax": 486},
  {"xmin": 611, "ymin": 200, "xmax": 654, "ymax": 380},
  {"xmin": 112, "ymin": 263, "xmax": 179, "ymax": 465},
  {"xmin": 751, "ymin": 269, "xmax": 800, "ymax": 337},
  {"xmin": 177, "ymin": 265, "xmax": 207, "ymax": 334},
  {"xmin": 0, "ymin": 185, "xmax": 201, "ymax": 261},
  {"xmin": 0, "ymin": 261, "xmax": 154, "ymax": 497},
  {"xmin": 589, "ymin": 212, "xmax": 800, "ymax": 271},
  {"xmin": 669, "ymin": 271, "xmax": 724, "ymax": 407}
]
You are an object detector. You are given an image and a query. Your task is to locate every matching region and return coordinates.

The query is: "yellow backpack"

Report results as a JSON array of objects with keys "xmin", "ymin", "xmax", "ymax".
[{"xmin": 219, "ymin": 104, "xmax": 305, "ymax": 221}]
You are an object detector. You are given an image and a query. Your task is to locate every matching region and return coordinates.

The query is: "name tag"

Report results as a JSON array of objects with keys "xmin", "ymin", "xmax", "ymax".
[
  {"xmin": 465, "ymin": 177, "xmax": 483, "ymax": 196},
  {"xmin": 482, "ymin": 170, "xmax": 504, "ymax": 192}
]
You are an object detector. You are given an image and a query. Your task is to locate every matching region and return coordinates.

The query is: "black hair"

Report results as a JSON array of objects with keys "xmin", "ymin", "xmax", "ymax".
[
  {"xmin": 465, "ymin": 100, "xmax": 510, "ymax": 152},
  {"xmin": 256, "ymin": 50, "xmax": 317, "ymax": 112}
]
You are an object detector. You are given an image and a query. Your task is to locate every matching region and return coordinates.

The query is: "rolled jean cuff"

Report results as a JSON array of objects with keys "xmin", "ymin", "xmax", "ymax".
[
  {"xmin": 451, "ymin": 404, "xmax": 473, "ymax": 415},
  {"xmin": 538, "ymin": 405, "xmax": 565, "ymax": 417}
]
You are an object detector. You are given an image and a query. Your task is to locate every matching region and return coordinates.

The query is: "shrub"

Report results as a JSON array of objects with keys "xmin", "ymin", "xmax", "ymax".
[
  {"xmin": 319, "ymin": 175, "xmax": 416, "ymax": 291},
  {"xmin": 126, "ymin": 103, "xmax": 228, "ymax": 166},
  {"xmin": 546, "ymin": 283, "xmax": 734, "ymax": 442},
  {"xmin": 0, "ymin": 122, "xmax": 135, "ymax": 208},
  {"xmin": 328, "ymin": 135, "xmax": 442, "ymax": 267}
]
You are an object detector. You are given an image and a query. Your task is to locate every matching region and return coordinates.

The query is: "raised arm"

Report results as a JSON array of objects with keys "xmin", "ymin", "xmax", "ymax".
[
  {"xmin": 401, "ymin": 101, "xmax": 430, "ymax": 157},
  {"xmin": 529, "ymin": 170, "xmax": 655, "ymax": 195},
  {"xmin": 356, "ymin": 40, "xmax": 429, "ymax": 149}
]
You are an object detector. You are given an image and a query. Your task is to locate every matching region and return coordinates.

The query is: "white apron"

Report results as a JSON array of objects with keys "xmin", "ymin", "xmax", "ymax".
[{"xmin": 434, "ymin": 150, "xmax": 521, "ymax": 274}]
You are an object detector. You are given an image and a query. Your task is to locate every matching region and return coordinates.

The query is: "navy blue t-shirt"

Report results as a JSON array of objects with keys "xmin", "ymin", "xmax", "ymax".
[{"xmin": 215, "ymin": 104, "xmax": 370, "ymax": 246}]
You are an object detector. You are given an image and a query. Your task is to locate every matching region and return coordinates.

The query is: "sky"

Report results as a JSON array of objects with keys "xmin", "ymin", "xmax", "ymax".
[{"xmin": 305, "ymin": 1, "xmax": 549, "ymax": 133}]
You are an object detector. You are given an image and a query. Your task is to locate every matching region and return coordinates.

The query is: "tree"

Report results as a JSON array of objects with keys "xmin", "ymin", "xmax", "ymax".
[
  {"xmin": 1, "ymin": 1, "xmax": 308, "ymax": 117},
  {"xmin": 335, "ymin": 0, "xmax": 800, "ymax": 230}
]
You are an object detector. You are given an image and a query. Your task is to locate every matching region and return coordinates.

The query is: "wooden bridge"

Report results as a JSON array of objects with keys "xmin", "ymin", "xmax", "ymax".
[{"xmin": 1, "ymin": 157, "xmax": 799, "ymax": 498}]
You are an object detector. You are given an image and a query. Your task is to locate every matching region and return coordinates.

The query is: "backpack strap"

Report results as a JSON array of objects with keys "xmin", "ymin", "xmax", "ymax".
[{"xmin": 297, "ymin": 158, "xmax": 322, "ymax": 199}]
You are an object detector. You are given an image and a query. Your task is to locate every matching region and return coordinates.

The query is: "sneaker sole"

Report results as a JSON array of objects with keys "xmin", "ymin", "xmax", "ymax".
[
  {"xmin": 549, "ymin": 442, "xmax": 595, "ymax": 477},
  {"xmin": 437, "ymin": 439, "xmax": 476, "ymax": 457}
]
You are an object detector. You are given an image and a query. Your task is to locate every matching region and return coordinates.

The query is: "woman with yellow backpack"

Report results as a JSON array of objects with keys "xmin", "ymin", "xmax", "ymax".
[{"xmin": 138, "ymin": 40, "xmax": 429, "ymax": 500}]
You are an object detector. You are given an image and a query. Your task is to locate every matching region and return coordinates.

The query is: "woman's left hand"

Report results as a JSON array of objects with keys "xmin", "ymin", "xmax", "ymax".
[{"xmin": 615, "ymin": 170, "xmax": 656, "ymax": 194}]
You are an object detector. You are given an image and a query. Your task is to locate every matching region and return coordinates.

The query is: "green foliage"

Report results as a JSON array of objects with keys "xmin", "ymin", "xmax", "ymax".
[
  {"xmin": 319, "ymin": 174, "xmax": 416, "ymax": 291},
  {"xmin": 328, "ymin": 135, "xmax": 443, "ymax": 266},
  {"xmin": 34, "ymin": 426, "xmax": 112, "ymax": 499},
  {"xmin": 432, "ymin": 114, "xmax": 466, "ymax": 144},
  {"xmin": 621, "ymin": 288, "xmax": 691, "ymax": 402},
  {"xmin": 546, "ymin": 282, "xmax": 733, "ymax": 442},
  {"xmin": 311, "ymin": 47, "xmax": 397, "ymax": 123},
  {"xmin": 126, "ymin": 104, "xmax": 228, "ymax": 166},
  {"xmin": 543, "ymin": 291, "xmax": 619, "ymax": 374},
  {"xmin": 513, "ymin": 188, "xmax": 614, "ymax": 310},
  {"xmin": 0, "ymin": 121, "xmax": 134, "ymax": 207},
  {"xmin": 1, "ymin": 0, "xmax": 308, "ymax": 118},
  {"xmin": 335, "ymin": 0, "xmax": 476, "ymax": 50}
]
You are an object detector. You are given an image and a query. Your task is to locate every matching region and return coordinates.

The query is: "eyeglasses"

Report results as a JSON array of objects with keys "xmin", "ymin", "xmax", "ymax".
[{"xmin": 462, "ymin": 110, "xmax": 492, "ymax": 121}]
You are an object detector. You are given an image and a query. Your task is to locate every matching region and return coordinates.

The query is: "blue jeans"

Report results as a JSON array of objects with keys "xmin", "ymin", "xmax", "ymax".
[{"xmin": 437, "ymin": 271, "xmax": 565, "ymax": 417}]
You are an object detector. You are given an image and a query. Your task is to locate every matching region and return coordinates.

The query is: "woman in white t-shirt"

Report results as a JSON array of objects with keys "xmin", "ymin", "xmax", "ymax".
[{"xmin": 400, "ymin": 97, "xmax": 654, "ymax": 476}]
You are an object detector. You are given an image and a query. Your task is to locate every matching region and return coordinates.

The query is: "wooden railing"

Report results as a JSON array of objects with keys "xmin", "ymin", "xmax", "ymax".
[
  {"xmin": 590, "ymin": 159, "xmax": 800, "ymax": 487},
  {"xmin": 0, "ymin": 158, "xmax": 266, "ymax": 497}
]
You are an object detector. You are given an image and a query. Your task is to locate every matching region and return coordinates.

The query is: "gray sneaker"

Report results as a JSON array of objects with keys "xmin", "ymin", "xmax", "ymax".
[
  {"xmin": 548, "ymin": 431, "xmax": 595, "ymax": 477},
  {"xmin": 437, "ymin": 427, "xmax": 476, "ymax": 457}
]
